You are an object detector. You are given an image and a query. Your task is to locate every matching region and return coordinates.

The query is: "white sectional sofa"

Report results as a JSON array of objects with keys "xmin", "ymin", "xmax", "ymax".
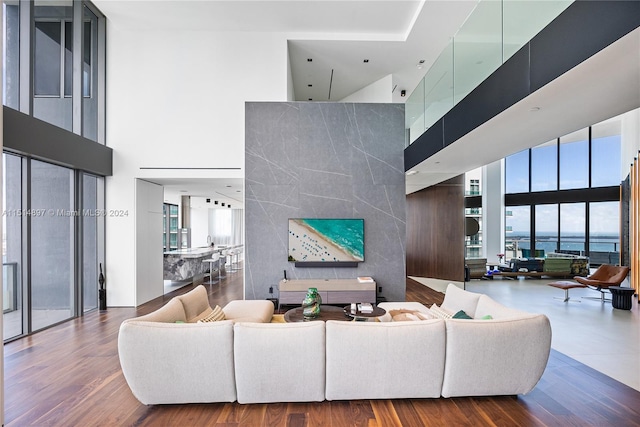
[
  {"xmin": 118, "ymin": 284, "xmax": 551, "ymax": 405},
  {"xmin": 117, "ymin": 286, "xmax": 274, "ymax": 405}
]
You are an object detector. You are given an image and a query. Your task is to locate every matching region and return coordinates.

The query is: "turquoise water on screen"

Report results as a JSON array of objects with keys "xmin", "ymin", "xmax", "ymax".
[{"xmin": 299, "ymin": 219, "xmax": 364, "ymax": 261}]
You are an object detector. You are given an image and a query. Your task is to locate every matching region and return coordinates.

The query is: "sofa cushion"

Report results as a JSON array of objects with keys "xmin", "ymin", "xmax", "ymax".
[
  {"xmin": 441, "ymin": 283, "xmax": 482, "ymax": 318},
  {"xmin": 197, "ymin": 305, "xmax": 226, "ymax": 323},
  {"xmin": 429, "ymin": 304, "xmax": 454, "ymax": 319},
  {"xmin": 222, "ymin": 300, "xmax": 274, "ymax": 323},
  {"xmin": 377, "ymin": 302, "xmax": 431, "ymax": 322},
  {"xmin": 389, "ymin": 309, "xmax": 433, "ymax": 321}
]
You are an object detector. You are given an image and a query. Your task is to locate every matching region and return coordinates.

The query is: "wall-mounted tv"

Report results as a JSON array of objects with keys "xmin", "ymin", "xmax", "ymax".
[{"xmin": 288, "ymin": 218, "xmax": 364, "ymax": 267}]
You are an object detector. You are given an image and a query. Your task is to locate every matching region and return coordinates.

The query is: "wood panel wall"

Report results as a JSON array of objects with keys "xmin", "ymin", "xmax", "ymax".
[{"xmin": 406, "ymin": 175, "xmax": 465, "ymax": 281}]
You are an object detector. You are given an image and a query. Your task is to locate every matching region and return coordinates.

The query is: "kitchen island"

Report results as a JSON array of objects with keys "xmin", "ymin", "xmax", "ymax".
[{"xmin": 163, "ymin": 247, "xmax": 221, "ymax": 284}]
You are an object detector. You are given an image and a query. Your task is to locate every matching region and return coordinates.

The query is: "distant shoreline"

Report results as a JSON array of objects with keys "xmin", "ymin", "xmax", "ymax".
[{"xmin": 288, "ymin": 220, "xmax": 360, "ymax": 262}]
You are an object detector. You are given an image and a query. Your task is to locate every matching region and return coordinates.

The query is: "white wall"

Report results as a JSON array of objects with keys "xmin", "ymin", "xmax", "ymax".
[
  {"xmin": 105, "ymin": 27, "xmax": 289, "ymax": 306},
  {"xmin": 340, "ymin": 74, "xmax": 393, "ymax": 103},
  {"xmin": 482, "ymin": 160, "xmax": 505, "ymax": 264},
  {"xmin": 135, "ymin": 179, "xmax": 164, "ymax": 305},
  {"xmin": 189, "ymin": 197, "xmax": 210, "ymax": 248}
]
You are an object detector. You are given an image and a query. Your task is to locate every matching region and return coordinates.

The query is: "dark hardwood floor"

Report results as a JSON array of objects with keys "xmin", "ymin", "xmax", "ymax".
[{"xmin": 4, "ymin": 273, "xmax": 640, "ymax": 426}]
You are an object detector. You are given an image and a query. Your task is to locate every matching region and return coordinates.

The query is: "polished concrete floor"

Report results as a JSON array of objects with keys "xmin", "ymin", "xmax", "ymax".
[{"xmin": 462, "ymin": 277, "xmax": 640, "ymax": 391}]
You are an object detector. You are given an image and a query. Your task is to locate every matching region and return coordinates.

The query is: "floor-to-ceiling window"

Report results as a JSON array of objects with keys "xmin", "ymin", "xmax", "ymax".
[
  {"xmin": 504, "ymin": 115, "xmax": 622, "ymax": 263},
  {"xmin": 30, "ymin": 160, "xmax": 75, "ymax": 330},
  {"xmin": 2, "ymin": 155, "xmax": 104, "ymax": 339},
  {"xmin": 2, "ymin": 0, "xmax": 107, "ymax": 341},
  {"xmin": 82, "ymin": 174, "xmax": 99, "ymax": 312},
  {"xmin": 2, "ymin": 153, "xmax": 23, "ymax": 340}
]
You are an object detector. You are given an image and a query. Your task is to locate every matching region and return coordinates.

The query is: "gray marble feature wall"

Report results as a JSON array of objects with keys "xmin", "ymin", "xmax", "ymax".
[{"xmin": 245, "ymin": 102, "xmax": 406, "ymax": 302}]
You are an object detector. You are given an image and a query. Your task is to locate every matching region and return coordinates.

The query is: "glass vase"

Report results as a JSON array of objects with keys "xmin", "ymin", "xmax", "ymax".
[{"xmin": 302, "ymin": 287, "xmax": 322, "ymax": 319}]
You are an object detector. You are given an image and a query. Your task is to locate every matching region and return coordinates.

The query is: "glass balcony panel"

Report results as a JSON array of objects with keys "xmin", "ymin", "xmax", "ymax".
[
  {"xmin": 502, "ymin": 0, "xmax": 573, "ymax": 61},
  {"xmin": 406, "ymin": 79, "xmax": 425, "ymax": 145},
  {"xmin": 424, "ymin": 41, "xmax": 454, "ymax": 131},
  {"xmin": 453, "ymin": 0, "xmax": 502, "ymax": 105}
]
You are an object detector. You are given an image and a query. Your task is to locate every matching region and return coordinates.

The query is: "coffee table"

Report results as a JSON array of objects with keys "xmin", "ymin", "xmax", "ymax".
[{"xmin": 284, "ymin": 305, "xmax": 351, "ymax": 322}]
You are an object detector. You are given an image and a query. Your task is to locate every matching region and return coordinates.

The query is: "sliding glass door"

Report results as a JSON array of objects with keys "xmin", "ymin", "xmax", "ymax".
[
  {"xmin": 3, "ymin": 153, "xmax": 23, "ymax": 340},
  {"xmin": 3, "ymin": 153, "xmax": 104, "ymax": 340},
  {"xmin": 30, "ymin": 160, "xmax": 75, "ymax": 331}
]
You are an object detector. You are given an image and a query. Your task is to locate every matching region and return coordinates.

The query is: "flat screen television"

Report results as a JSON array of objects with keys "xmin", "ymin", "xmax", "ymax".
[{"xmin": 288, "ymin": 218, "xmax": 364, "ymax": 267}]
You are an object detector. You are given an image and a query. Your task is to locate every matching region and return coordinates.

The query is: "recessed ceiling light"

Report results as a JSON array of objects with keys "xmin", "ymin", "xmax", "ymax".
[
  {"xmin": 307, "ymin": 58, "xmax": 313, "ymax": 62},
  {"xmin": 363, "ymin": 59, "xmax": 369, "ymax": 63},
  {"xmin": 417, "ymin": 59, "xmax": 425, "ymax": 69},
  {"xmin": 308, "ymin": 98, "xmax": 313, "ymax": 101},
  {"xmin": 530, "ymin": 107, "xmax": 541, "ymax": 112},
  {"xmin": 226, "ymin": 185, "xmax": 231, "ymax": 188},
  {"xmin": 406, "ymin": 170, "xmax": 419, "ymax": 176},
  {"xmin": 308, "ymin": 84, "xmax": 312, "ymax": 87}
]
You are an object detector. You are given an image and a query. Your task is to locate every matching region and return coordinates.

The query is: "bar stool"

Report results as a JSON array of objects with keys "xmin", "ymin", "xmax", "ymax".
[
  {"xmin": 203, "ymin": 253, "xmax": 220, "ymax": 286},
  {"xmin": 218, "ymin": 250, "xmax": 228, "ymax": 280},
  {"xmin": 229, "ymin": 248, "xmax": 242, "ymax": 271},
  {"xmin": 233, "ymin": 246, "xmax": 243, "ymax": 271}
]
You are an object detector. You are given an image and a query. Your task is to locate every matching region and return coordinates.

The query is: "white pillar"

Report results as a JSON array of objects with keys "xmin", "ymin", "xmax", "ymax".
[{"xmin": 482, "ymin": 160, "xmax": 505, "ymax": 264}]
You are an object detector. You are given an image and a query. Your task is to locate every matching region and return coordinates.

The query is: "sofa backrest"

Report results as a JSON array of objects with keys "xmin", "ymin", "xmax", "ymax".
[
  {"xmin": 325, "ymin": 319, "xmax": 446, "ymax": 400},
  {"xmin": 474, "ymin": 294, "xmax": 531, "ymax": 319},
  {"xmin": 233, "ymin": 321, "xmax": 326, "ymax": 404},
  {"xmin": 127, "ymin": 297, "xmax": 186, "ymax": 323},
  {"xmin": 441, "ymin": 283, "xmax": 482, "ymax": 318},
  {"xmin": 118, "ymin": 320, "xmax": 236, "ymax": 404},
  {"xmin": 175, "ymin": 285, "xmax": 212, "ymax": 322}
]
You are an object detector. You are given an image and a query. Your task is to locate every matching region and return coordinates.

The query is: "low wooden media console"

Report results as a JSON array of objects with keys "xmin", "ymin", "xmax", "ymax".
[{"xmin": 278, "ymin": 278, "xmax": 376, "ymax": 307}]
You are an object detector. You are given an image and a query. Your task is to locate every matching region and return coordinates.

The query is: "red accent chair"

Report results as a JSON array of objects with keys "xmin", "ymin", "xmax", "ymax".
[{"xmin": 574, "ymin": 264, "xmax": 630, "ymax": 302}]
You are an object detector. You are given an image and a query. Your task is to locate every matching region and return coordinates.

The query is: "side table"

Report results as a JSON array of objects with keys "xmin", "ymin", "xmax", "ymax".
[{"xmin": 609, "ymin": 286, "xmax": 635, "ymax": 310}]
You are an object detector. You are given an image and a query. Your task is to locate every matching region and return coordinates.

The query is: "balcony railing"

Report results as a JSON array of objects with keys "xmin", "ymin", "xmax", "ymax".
[{"xmin": 406, "ymin": 0, "xmax": 572, "ymax": 145}]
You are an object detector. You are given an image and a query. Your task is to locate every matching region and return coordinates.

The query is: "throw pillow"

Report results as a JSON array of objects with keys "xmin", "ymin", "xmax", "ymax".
[
  {"xmin": 429, "ymin": 304, "xmax": 453, "ymax": 319},
  {"xmin": 452, "ymin": 310, "xmax": 472, "ymax": 319},
  {"xmin": 389, "ymin": 308, "xmax": 434, "ymax": 322},
  {"xmin": 197, "ymin": 305, "xmax": 225, "ymax": 323}
]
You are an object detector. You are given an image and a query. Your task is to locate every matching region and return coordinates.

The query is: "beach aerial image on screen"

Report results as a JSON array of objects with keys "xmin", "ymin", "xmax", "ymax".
[{"xmin": 288, "ymin": 219, "xmax": 364, "ymax": 262}]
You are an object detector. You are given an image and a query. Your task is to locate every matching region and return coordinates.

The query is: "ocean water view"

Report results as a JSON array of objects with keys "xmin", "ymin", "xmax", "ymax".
[{"xmin": 506, "ymin": 232, "xmax": 620, "ymax": 254}]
